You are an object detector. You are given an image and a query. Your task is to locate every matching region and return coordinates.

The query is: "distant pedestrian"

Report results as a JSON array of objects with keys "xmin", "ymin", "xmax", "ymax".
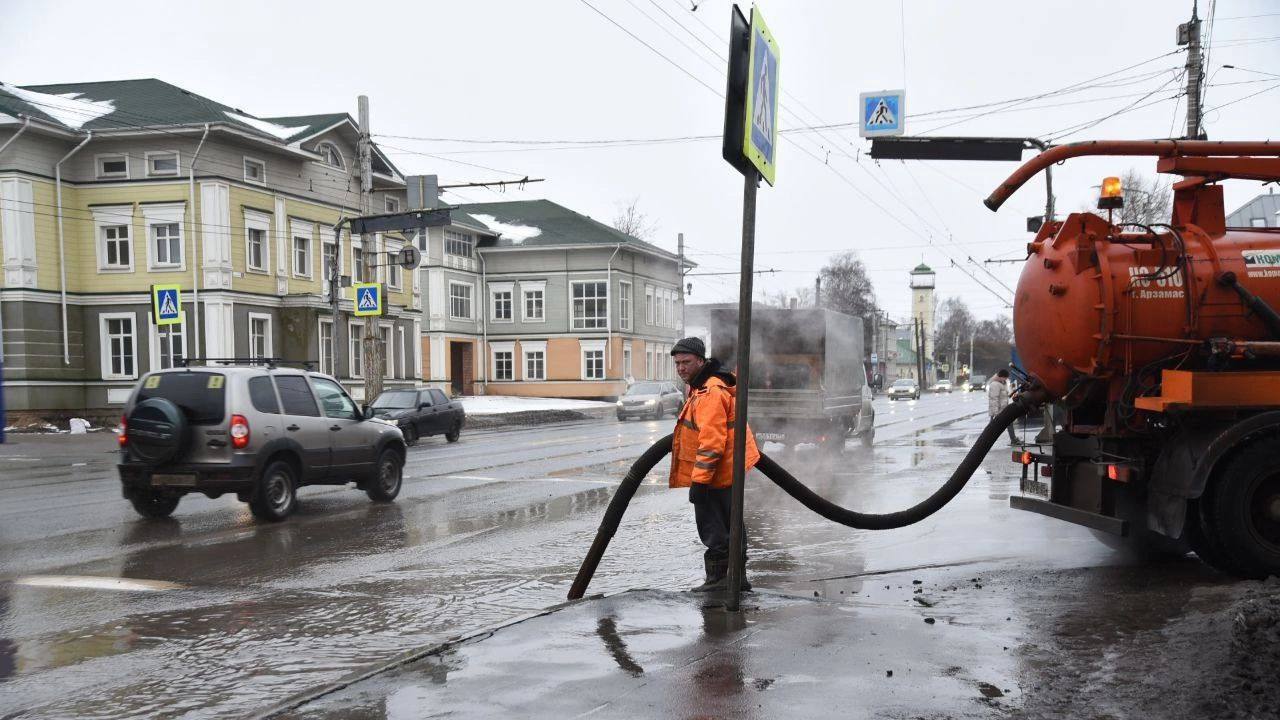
[
  {"xmin": 988, "ymin": 368, "xmax": 1017, "ymax": 443},
  {"xmin": 668, "ymin": 337, "xmax": 760, "ymax": 592}
]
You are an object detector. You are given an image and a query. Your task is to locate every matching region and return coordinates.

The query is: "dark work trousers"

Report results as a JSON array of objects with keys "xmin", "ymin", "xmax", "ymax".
[{"xmin": 690, "ymin": 483, "xmax": 742, "ymax": 563}]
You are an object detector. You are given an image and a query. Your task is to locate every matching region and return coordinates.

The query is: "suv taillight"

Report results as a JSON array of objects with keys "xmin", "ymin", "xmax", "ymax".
[
  {"xmin": 230, "ymin": 414, "xmax": 250, "ymax": 449},
  {"xmin": 118, "ymin": 414, "xmax": 128, "ymax": 447}
]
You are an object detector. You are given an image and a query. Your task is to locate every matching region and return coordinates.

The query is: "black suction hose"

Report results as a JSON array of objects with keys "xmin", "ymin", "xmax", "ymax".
[{"xmin": 567, "ymin": 399, "xmax": 1035, "ymax": 599}]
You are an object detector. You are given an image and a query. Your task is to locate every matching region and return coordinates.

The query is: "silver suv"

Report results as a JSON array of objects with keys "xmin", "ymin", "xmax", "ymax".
[{"xmin": 118, "ymin": 363, "xmax": 407, "ymax": 522}]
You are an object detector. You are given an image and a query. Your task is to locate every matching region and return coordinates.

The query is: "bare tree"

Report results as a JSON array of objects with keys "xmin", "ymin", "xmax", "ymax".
[
  {"xmin": 764, "ymin": 286, "xmax": 814, "ymax": 309},
  {"xmin": 611, "ymin": 198, "xmax": 658, "ymax": 240},
  {"xmin": 817, "ymin": 251, "xmax": 878, "ymax": 349},
  {"xmin": 934, "ymin": 297, "xmax": 976, "ymax": 362}
]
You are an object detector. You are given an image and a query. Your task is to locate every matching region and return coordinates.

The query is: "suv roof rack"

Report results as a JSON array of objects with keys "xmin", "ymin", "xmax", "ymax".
[{"xmin": 176, "ymin": 357, "xmax": 318, "ymax": 371}]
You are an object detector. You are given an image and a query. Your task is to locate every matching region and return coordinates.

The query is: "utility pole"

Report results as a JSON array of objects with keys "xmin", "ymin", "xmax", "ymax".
[
  {"xmin": 1181, "ymin": 3, "xmax": 1205, "ymax": 139},
  {"xmin": 677, "ymin": 232, "xmax": 686, "ymax": 333},
  {"xmin": 358, "ymin": 95, "xmax": 384, "ymax": 402},
  {"xmin": 814, "ymin": 276, "xmax": 821, "ymax": 307},
  {"xmin": 952, "ymin": 332, "xmax": 959, "ymax": 383},
  {"xmin": 968, "ymin": 333, "xmax": 974, "ymax": 380}
]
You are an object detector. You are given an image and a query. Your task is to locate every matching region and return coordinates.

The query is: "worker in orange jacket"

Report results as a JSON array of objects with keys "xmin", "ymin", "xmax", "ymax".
[{"xmin": 669, "ymin": 337, "xmax": 760, "ymax": 592}]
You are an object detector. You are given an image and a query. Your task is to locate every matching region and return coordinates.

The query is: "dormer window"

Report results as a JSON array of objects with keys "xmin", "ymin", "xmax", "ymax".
[
  {"xmin": 96, "ymin": 154, "xmax": 129, "ymax": 179},
  {"xmin": 146, "ymin": 151, "xmax": 179, "ymax": 177},
  {"xmin": 243, "ymin": 157, "xmax": 266, "ymax": 184},
  {"xmin": 317, "ymin": 141, "xmax": 344, "ymax": 169}
]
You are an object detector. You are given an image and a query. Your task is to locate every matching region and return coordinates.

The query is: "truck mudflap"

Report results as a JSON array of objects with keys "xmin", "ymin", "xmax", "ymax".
[{"xmin": 1009, "ymin": 495, "xmax": 1129, "ymax": 536}]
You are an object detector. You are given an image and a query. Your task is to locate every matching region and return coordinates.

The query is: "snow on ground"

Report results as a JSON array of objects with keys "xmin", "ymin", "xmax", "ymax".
[
  {"xmin": 223, "ymin": 111, "xmax": 307, "ymax": 140},
  {"xmin": 470, "ymin": 214, "xmax": 542, "ymax": 243},
  {"xmin": 458, "ymin": 395, "xmax": 613, "ymax": 415},
  {"xmin": 0, "ymin": 83, "xmax": 115, "ymax": 129}
]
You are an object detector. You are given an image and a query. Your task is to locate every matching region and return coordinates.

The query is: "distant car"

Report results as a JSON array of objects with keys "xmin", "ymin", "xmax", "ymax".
[
  {"xmin": 617, "ymin": 381, "xmax": 685, "ymax": 420},
  {"xmin": 967, "ymin": 375, "xmax": 988, "ymax": 392},
  {"xmin": 118, "ymin": 364, "xmax": 406, "ymax": 522},
  {"xmin": 933, "ymin": 380, "xmax": 953, "ymax": 393},
  {"xmin": 369, "ymin": 387, "xmax": 465, "ymax": 445},
  {"xmin": 887, "ymin": 378, "xmax": 920, "ymax": 401}
]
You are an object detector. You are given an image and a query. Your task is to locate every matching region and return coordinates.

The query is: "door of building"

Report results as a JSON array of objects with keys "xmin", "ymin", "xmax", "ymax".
[{"xmin": 450, "ymin": 341, "xmax": 474, "ymax": 396}]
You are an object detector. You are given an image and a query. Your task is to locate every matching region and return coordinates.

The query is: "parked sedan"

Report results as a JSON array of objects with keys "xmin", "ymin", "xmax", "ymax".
[
  {"xmin": 887, "ymin": 378, "xmax": 920, "ymax": 401},
  {"xmin": 369, "ymin": 388, "xmax": 465, "ymax": 445},
  {"xmin": 616, "ymin": 382, "xmax": 685, "ymax": 420}
]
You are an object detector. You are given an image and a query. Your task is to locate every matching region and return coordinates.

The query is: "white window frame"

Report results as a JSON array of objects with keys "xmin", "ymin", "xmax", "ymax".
[
  {"xmin": 316, "ymin": 141, "xmax": 345, "ymax": 169},
  {"xmin": 100, "ymin": 312, "xmax": 139, "ymax": 380},
  {"xmin": 292, "ymin": 235, "xmax": 313, "ymax": 278},
  {"xmin": 386, "ymin": 238, "xmax": 403, "ymax": 290},
  {"xmin": 646, "ymin": 347, "xmax": 654, "ymax": 380},
  {"xmin": 581, "ymin": 339, "xmax": 606, "ymax": 381},
  {"xmin": 243, "ymin": 156, "xmax": 267, "ymax": 185},
  {"xmin": 522, "ymin": 340, "xmax": 547, "ymax": 381},
  {"xmin": 351, "ymin": 234, "xmax": 366, "ymax": 284},
  {"xmin": 490, "ymin": 341, "xmax": 515, "ymax": 382},
  {"xmin": 385, "ymin": 195, "xmax": 401, "ymax": 213},
  {"xmin": 449, "ymin": 280, "xmax": 475, "ymax": 321},
  {"xmin": 445, "ymin": 230, "xmax": 474, "ymax": 258},
  {"xmin": 348, "ymin": 321, "xmax": 365, "ymax": 378},
  {"xmin": 148, "ymin": 316, "xmax": 187, "ymax": 372},
  {"xmin": 623, "ymin": 344, "xmax": 632, "ymax": 379},
  {"xmin": 248, "ymin": 313, "xmax": 273, "ymax": 360},
  {"xmin": 92, "ymin": 205, "xmax": 135, "ymax": 273},
  {"xmin": 571, "ymin": 280, "xmax": 608, "ymax": 330},
  {"xmin": 619, "ymin": 281, "xmax": 632, "ymax": 331},
  {"xmin": 489, "ymin": 281, "xmax": 514, "ymax": 323},
  {"xmin": 397, "ymin": 325, "xmax": 406, "ymax": 379},
  {"xmin": 322, "ymin": 239, "xmax": 338, "ymax": 296},
  {"xmin": 244, "ymin": 210, "xmax": 271, "ymax": 274},
  {"xmin": 142, "ymin": 203, "xmax": 186, "ymax": 271},
  {"xmin": 645, "ymin": 285, "xmax": 655, "ymax": 326},
  {"xmin": 318, "ymin": 318, "xmax": 335, "ymax": 375},
  {"xmin": 380, "ymin": 322, "xmax": 394, "ymax": 378},
  {"xmin": 95, "ymin": 153, "xmax": 129, "ymax": 180},
  {"xmin": 521, "ymin": 281, "xmax": 546, "ymax": 323},
  {"xmin": 144, "ymin": 150, "xmax": 180, "ymax": 178}
]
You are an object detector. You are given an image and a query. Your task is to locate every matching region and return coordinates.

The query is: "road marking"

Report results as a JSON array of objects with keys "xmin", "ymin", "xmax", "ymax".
[{"xmin": 14, "ymin": 575, "xmax": 184, "ymax": 592}]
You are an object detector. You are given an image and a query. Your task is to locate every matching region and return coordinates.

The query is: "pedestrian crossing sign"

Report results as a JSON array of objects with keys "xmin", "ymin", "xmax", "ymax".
[
  {"xmin": 742, "ymin": 5, "xmax": 780, "ymax": 186},
  {"xmin": 859, "ymin": 90, "xmax": 905, "ymax": 137},
  {"xmin": 353, "ymin": 282, "xmax": 383, "ymax": 317},
  {"xmin": 151, "ymin": 284, "xmax": 182, "ymax": 326}
]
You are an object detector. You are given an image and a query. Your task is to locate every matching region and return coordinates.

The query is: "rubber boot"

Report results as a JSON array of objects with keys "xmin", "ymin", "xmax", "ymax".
[{"xmin": 692, "ymin": 557, "xmax": 728, "ymax": 592}]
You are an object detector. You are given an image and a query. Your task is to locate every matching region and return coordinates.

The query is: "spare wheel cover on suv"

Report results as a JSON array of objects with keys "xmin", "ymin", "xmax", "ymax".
[{"xmin": 127, "ymin": 398, "xmax": 190, "ymax": 466}]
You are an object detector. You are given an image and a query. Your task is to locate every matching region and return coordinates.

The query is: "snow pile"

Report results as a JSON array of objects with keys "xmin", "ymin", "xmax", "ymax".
[
  {"xmin": 69, "ymin": 418, "xmax": 90, "ymax": 434},
  {"xmin": 471, "ymin": 214, "xmax": 542, "ymax": 244},
  {"xmin": 459, "ymin": 395, "xmax": 613, "ymax": 415},
  {"xmin": 0, "ymin": 82, "xmax": 116, "ymax": 130},
  {"xmin": 224, "ymin": 111, "xmax": 307, "ymax": 141}
]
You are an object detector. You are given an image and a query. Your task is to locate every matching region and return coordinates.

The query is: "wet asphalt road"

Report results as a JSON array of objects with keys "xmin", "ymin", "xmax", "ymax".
[{"xmin": 0, "ymin": 392, "xmax": 1259, "ymax": 719}]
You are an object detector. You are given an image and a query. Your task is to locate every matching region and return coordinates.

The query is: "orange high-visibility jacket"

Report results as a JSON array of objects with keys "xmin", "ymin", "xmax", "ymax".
[{"xmin": 669, "ymin": 373, "xmax": 760, "ymax": 489}]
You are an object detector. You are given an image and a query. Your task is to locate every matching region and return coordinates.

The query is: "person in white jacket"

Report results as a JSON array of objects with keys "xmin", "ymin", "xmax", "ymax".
[{"xmin": 987, "ymin": 368, "xmax": 1018, "ymax": 443}]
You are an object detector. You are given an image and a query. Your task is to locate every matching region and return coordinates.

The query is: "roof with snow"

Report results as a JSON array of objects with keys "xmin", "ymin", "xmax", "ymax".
[{"xmin": 457, "ymin": 199, "xmax": 678, "ymax": 260}]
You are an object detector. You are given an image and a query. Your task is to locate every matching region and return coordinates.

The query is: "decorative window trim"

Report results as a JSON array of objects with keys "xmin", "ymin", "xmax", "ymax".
[
  {"xmin": 243, "ymin": 209, "xmax": 272, "ymax": 274},
  {"xmin": 92, "ymin": 205, "xmax": 135, "ymax": 273},
  {"xmin": 95, "ymin": 153, "xmax": 129, "ymax": 180},
  {"xmin": 380, "ymin": 321, "xmax": 395, "ymax": 379},
  {"xmin": 99, "ymin": 312, "xmax": 139, "ymax": 380},
  {"xmin": 243, "ymin": 156, "xmax": 267, "ymax": 185},
  {"xmin": 348, "ymin": 321, "xmax": 365, "ymax": 378},
  {"xmin": 141, "ymin": 202, "xmax": 186, "ymax": 272},
  {"xmin": 351, "ymin": 234, "xmax": 365, "ymax": 284},
  {"xmin": 619, "ymin": 280, "xmax": 632, "ymax": 331},
  {"xmin": 521, "ymin": 280, "xmax": 546, "ymax": 323},
  {"xmin": 570, "ymin": 279, "xmax": 609, "ymax": 331},
  {"xmin": 580, "ymin": 339, "xmax": 607, "ymax": 381},
  {"xmin": 144, "ymin": 150, "xmax": 181, "ymax": 178},
  {"xmin": 385, "ymin": 195, "xmax": 401, "ymax": 213},
  {"xmin": 386, "ymin": 238, "xmax": 404, "ymax": 290},
  {"xmin": 148, "ymin": 315, "xmax": 187, "ymax": 372},
  {"xmin": 448, "ymin": 280, "xmax": 475, "ymax": 321},
  {"xmin": 490, "ymin": 340, "xmax": 515, "ymax": 382},
  {"xmin": 318, "ymin": 318, "xmax": 335, "ymax": 375},
  {"xmin": 489, "ymin": 281, "xmax": 514, "ymax": 323},
  {"xmin": 247, "ymin": 312, "xmax": 273, "ymax": 359},
  {"xmin": 316, "ymin": 141, "xmax": 345, "ymax": 169},
  {"xmin": 290, "ymin": 219, "xmax": 314, "ymax": 279},
  {"xmin": 522, "ymin": 340, "xmax": 547, "ymax": 381},
  {"xmin": 445, "ymin": 230, "xmax": 474, "ymax": 258}
]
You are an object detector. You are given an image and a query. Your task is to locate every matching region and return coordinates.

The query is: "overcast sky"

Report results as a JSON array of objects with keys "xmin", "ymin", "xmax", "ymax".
[{"xmin": 4, "ymin": 0, "xmax": 1277, "ymax": 321}]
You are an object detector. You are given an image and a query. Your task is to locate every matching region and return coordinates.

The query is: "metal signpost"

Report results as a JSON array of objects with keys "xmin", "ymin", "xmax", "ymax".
[{"xmin": 722, "ymin": 3, "xmax": 779, "ymax": 610}]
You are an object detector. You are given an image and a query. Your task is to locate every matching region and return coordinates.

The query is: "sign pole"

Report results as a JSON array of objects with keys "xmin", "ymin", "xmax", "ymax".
[{"xmin": 726, "ymin": 169, "xmax": 758, "ymax": 611}]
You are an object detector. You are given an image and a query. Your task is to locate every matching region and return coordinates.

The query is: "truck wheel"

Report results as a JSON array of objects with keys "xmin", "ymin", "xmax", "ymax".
[
  {"xmin": 128, "ymin": 489, "xmax": 180, "ymax": 519},
  {"xmin": 861, "ymin": 425, "xmax": 875, "ymax": 448},
  {"xmin": 249, "ymin": 460, "xmax": 298, "ymax": 522},
  {"xmin": 1207, "ymin": 439, "xmax": 1280, "ymax": 578},
  {"xmin": 1186, "ymin": 499, "xmax": 1250, "ymax": 577}
]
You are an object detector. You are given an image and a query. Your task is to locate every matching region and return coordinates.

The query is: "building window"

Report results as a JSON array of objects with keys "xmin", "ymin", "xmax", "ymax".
[
  {"xmin": 293, "ymin": 236, "xmax": 312, "ymax": 277},
  {"xmin": 319, "ymin": 319, "xmax": 335, "ymax": 375},
  {"xmin": 381, "ymin": 325, "xmax": 394, "ymax": 378},
  {"xmin": 145, "ymin": 151, "xmax": 179, "ymax": 177},
  {"xmin": 445, "ymin": 230, "xmax": 473, "ymax": 258},
  {"xmin": 244, "ymin": 157, "xmax": 266, "ymax": 184},
  {"xmin": 583, "ymin": 347, "xmax": 605, "ymax": 380},
  {"xmin": 100, "ymin": 313, "xmax": 137, "ymax": 380},
  {"xmin": 491, "ymin": 284, "xmax": 513, "ymax": 322},
  {"xmin": 1251, "ymin": 217, "xmax": 1269, "ymax": 228},
  {"xmin": 524, "ymin": 349, "xmax": 545, "ymax": 381},
  {"xmin": 248, "ymin": 314, "xmax": 272, "ymax": 359},
  {"xmin": 623, "ymin": 345, "xmax": 632, "ymax": 379},
  {"xmin": 572, "ymin": 281, "xmax": 608, "ymax": 330},
  {"xmin": 523, "ymin": 285, "xmax": 545, "ymax": 322},
  {"xmin": 646, "ymin": 285, "xmax": 655, "ymax": 325},
  {"xmin": 449, "ymin": 282, "xmax": 473, "ymax": 320},
  {"xmin": 322, "ymin": 241, "xmax": 337, "ymax": 294},
  {"xmin": 100, "ymin": 224, "xmax": 132, "ymax": 271},
  {"xmin": 352, "ymin": 246, "xmax": 366, "ymax": 283},
  {"xmin": 385, "ymin": 196, "xmax": 400, "ymax": 213},
  {"xmin": 151, "ymin": 222, "xmax": 182, "ymax": 268},
  {"xmin": 646, "ymin": 347, "xmax": 654, "ymax": 380},
  {"xmin": 247, "ymin": 227, "xmax": 267, "ymax": 271},
  {"xmin": 619, "ymin": 281, "xmax": 632, "ymax": 331},
  {"xmin": 317, "ymin": 142, "xmax": 344, "ymax": 169},
  {"xmin": 96, "ymin": 154, "xmax": 128, "ymax": 179},
  {"xmin": 154, "ymin": 322, "xmax": 186, "ymax": 371},
  {"xmin": 349, "ymin": 322, "xmax": 364, "ymax": 378},
  {"xmin": 387, "ymin": 243, "xmax": 402, "ymax": 289},
  {"xmin": 493, "ymin": 350, "xmax": 514, "ymax": 381}
]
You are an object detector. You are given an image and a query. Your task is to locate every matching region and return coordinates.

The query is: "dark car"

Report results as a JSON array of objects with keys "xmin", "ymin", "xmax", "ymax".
[
  {"xmin": 118, "ymin": 364, "xmax": 406, "ymax": 522},
  {"xmin": 369, "ymin": 387, "xmax": 465, "ymax": 445}
]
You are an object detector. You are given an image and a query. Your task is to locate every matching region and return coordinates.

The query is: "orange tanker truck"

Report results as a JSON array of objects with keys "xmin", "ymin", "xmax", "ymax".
[{"xmin": 988, "ymin": 140, "xmax": 1280, "ymax": 579}]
